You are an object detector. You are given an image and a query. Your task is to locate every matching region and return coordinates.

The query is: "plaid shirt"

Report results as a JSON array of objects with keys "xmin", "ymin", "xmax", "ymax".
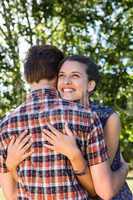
[{"xmin": 0, "ymin": 87, "xmax": 108, "ymax": 200}]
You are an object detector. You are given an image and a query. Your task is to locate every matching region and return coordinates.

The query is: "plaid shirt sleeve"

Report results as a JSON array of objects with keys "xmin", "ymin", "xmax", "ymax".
[{"xmin": 86, "ymin": 111, "xmax": 108, "ymax": 166}]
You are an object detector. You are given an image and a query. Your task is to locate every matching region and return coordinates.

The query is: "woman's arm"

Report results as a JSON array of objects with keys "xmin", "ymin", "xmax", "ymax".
[
  {"xmin": 0, "ymin": 131, "xmax": 33, "ymax": 200},
  {"xmin": 43, "ymin": 123, "xmax": 128, "ymax": 199},
  {"xmin": 90, "ymin": 159, "xmax": 128, "ymax": 200},
  {"xmin": 0, "ymin": 172, "xmax": 17, "ymax": 200},
  {"xmin": 6, "ymin": 131, "xmax": 33, "ymax": 181},
  {"xmin": 104, "ymin": 113, "xmax": 121, "ymax": 164},
  {"xmin": 43, "ymin": 123, "xmax": 96, "ymax": 197},
  {"xmin": 0, "ymin": 131, "xmax": 32, "ymax": 200}
]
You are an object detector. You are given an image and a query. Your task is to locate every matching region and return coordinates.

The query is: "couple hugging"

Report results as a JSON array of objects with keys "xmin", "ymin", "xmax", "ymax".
[{"xmin": 0, "ymin": 44, "xmax": 132, "ymax": 200}]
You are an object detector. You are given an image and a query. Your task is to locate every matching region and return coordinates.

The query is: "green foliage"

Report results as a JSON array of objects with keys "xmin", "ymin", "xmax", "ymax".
[{"xmin": 0, "ymin": 0, "xmax": 132, "ymax": 163}]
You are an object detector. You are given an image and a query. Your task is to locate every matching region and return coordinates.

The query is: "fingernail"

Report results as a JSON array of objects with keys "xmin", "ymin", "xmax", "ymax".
[
  {"xmin": 42, "ymin": 128, "xmax": 47, "ymax": 132},
  {"xmin": 65, "ymin": 123, "xmax": 68, "ymax": 127},
  {"xmin": 22, "ymin": 130, "xmax": 27, "ymax": 134},
  {"xmin": 47, "ymin": 123, "xmax": 51, "ymax": 126}
]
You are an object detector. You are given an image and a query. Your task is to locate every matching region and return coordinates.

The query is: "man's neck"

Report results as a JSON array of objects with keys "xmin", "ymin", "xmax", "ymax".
[{"xmin": 30, "ymin": 79, "xmax": 56, "ymax": 91}]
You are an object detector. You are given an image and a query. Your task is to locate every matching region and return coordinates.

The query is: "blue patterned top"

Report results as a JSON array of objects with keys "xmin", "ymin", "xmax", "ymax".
[{"xmin": 90, "ymin": 101, "xmax": 133, "ymax": 200}]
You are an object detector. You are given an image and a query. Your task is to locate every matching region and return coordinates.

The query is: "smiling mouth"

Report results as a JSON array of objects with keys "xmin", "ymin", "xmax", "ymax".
[{"xmin": 62, "ymin": 88, "xmax": 75, "ymax": 93}]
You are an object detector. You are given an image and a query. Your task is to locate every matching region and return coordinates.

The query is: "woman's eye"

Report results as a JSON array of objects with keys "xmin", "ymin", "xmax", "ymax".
[
  {"xmin": 58, "ymin": 74, "xmax": 64, "ymax": 78},
  {"xmin": 72, "ymin": 74, "xmax": 80, "ymax": 78}
]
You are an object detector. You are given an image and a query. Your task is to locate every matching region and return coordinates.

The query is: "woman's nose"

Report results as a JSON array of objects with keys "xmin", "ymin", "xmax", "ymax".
[{"xmin": 64, "ymin": 77, "xmax": 72, "ymax": 84}]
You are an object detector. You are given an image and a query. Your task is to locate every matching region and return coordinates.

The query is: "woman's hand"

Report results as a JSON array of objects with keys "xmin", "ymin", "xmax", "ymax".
[
  {"xmin": 43, "ymin": 123, "xmax": 80, "ymax": 160},
  {"xmin": 6, "ymin": 131, "xmax": 33, "ymax": 171}
]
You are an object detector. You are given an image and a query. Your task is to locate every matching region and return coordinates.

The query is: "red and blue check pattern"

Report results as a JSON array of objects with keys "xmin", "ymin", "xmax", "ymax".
[{"xmin": 0, "ymin": 87, "xmax": 108, "ymax": 200}]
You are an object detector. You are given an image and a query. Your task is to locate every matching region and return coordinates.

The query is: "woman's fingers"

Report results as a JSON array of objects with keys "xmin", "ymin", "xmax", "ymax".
[
  {"xmin": 42, "ymin": 128, "xmax": 57, "ymax": 140},
  {"xmin": 47, "ymin": 123, "xmax": 61, "ymax": 135},
  {"xmin": 43, "ymin": 133, "xmax": 55, "ymax": 145},
  {"xmin": 21, "ymin": 140, "xmax": 33, "ymax": 153},
  {"xmin": 65, "ymin": 123, "xmax": 78, "ymax": 139},
  {"xmin": 47, "ymin": 122, "xmax": 74, "ymax": 136},
  {"xmin": 8, "ymin": 136, "xmax": 16, "ymax": 147},
  {"xmin": 44, "ymin": 144, "xmax": 54, "ymax": 151},
  {"xmin": 45, "ymin": 123, "xmax": 76, "ymax": 138},
  {"xmin": 64, "ymin": 123, "xmax": 73, "ymax": 136},
  {"xmin": 15, "ymin": 130, "xmax": 28, "ymax": 145},
  {"xmin": 18, "ymin": 134, "xmax": 31, "ymax": 149},
  {"xmin": 22, "ymin": 149, "xmax": 34, "ymax": 161}
]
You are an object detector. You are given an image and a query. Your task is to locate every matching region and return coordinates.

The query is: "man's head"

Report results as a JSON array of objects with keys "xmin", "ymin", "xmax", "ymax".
[{"xmin": 24, "ymin": 45, "xmax": 64, "ymax": 84}]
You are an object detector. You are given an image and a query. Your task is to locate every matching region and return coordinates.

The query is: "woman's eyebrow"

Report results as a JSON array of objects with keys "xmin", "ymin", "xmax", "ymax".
[
  {"xmin": 58, "ymin": 71, "xmax": 64, "ymax": 74},
  {"xmin": 59, "ymin": 71, "xmax": 82, "ymax": 75},
  {"xmin": 71, "ymin": 71, "xmax": 82, "ymax": 75}
]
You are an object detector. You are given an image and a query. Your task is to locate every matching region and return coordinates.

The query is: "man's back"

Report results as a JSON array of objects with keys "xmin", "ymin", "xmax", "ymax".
[{"xmin": 0, "ymin": 87, "xmax": 107, "ymax": 200}]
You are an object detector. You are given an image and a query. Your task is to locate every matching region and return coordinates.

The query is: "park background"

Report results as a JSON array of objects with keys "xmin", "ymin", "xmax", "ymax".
[{"xmin": 0, "ymin": 0, "xmax": 132, "ymax": 198}]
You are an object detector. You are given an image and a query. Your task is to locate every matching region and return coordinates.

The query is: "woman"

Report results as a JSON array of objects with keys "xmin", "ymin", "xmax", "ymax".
[
  {"xmin": 6, "ymin": 55, "xmax": 132, "ymax": 199},
  {"xmin": 43, "ymin": 55, "xmax": 132, "ymax": 199}
]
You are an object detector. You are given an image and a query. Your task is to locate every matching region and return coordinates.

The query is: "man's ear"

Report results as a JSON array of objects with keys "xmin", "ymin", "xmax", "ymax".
[{"xmin": 87, "ymin": 80, "xmax": 96, "ymax": 93}]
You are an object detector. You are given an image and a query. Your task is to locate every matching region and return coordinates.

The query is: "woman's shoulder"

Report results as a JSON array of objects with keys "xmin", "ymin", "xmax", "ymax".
[
  {"xmin": 90, "ymin": 101, "xmax": 114, "ymax": 113},
  {"xmin": 90, "ymin": 101, "xmax": 115, "ymax": 127}
]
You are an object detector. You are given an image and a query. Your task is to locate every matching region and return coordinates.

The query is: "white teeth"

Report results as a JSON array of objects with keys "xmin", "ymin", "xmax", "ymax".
[{"xmin": 63, "ymin": 89, "xmax": 74, "ymax": 92}]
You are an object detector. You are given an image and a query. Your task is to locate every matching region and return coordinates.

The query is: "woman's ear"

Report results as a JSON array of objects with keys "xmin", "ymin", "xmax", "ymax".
[{"xmin": 87, "ymin": 80, "xmax": 96, "ymax": 93}]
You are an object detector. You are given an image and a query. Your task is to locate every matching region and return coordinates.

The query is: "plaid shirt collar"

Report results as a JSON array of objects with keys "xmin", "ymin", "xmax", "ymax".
[{"xmin": 26, "ymin": 86, "xmax": 59, "ymax": 102}]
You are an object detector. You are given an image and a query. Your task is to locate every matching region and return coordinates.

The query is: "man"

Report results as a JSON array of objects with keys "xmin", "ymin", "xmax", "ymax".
[{"xmin": 0, "ymin": 45, "xmax": 128, "ymax": 200}]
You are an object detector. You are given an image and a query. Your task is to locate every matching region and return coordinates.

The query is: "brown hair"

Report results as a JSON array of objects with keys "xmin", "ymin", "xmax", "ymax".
[
  {"xmin": 59, "ymin": 55, "xmax": 100, "ymax": 86},
  {"xmin": 24, "ymin": 45, "xmax": 64, "ymax": 83}
]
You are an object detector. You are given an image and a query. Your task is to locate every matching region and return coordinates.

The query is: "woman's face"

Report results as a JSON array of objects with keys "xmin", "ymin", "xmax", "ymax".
[{"xmin": 57, "ymin": 60, "xmax": 89, "ymax": 103}]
